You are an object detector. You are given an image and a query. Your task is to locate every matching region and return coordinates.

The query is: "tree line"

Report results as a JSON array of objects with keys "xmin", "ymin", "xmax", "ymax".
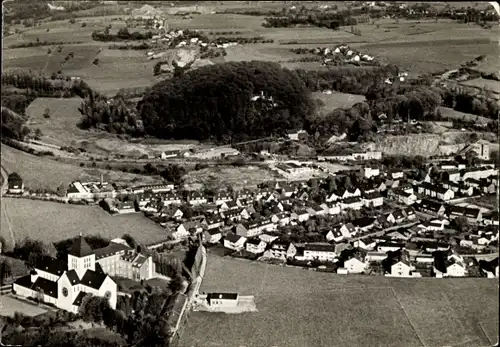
[{"xmin": 92, "ymin": 27, "xmax": 153, "ymax": 42}]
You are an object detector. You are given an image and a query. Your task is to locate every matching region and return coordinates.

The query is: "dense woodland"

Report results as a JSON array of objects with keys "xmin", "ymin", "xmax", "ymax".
[{"xmin": 137, "ymin": 61, "xmax": 316, "ymax": 142}]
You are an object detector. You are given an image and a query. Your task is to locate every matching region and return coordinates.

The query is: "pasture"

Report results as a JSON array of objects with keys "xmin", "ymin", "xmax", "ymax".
[
  {"xmin": 460, "ymin": 77, "xmax": 500, "ymax": 94},
  {"xmin": 0, "ymin": 198, "xmax": 170, "ymax": 249},
  {"xmin": 0, "ymin": 145, "xmax": 160, "ymax": 192},
  {"xmin": 313, "ymin": 91, "xmax": 366, "ymax": 113},
  {"xmin": 180, "ymin": 255, "xmax": 499, "ymax": 347},
  {"xmin": 438, "ymin": 107, "xmax": 492, "ymax": 124}
]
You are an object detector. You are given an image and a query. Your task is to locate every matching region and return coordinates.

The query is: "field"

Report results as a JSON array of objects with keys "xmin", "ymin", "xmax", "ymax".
[
  {"xmin": 0, "ymin": 145, "xmax": 161, "ymax": 191},
  {"xmin": 0, "ymin": 198, "xmax": 171, "ymax": 250},
  {"xmin": 460, "ymin": 78, "xmax": 500, "ymax": 94},
  {"xmin": 437, "ymin": 107, "xmax": 491, "ymax": 123},
  {"xmin": 180, "ymin": 255, "xmax": 499, "ymax": 347},
  {"xmin": 0, "ymin": 295, "xmax": 48, "ymax": 317},
  {"xmin": 312, "ymin": 91, "xmax": 366, "ymax": 114},
  {"xmin": 184, "ymin": 165, "xmax": 280, "ymax": 190}
]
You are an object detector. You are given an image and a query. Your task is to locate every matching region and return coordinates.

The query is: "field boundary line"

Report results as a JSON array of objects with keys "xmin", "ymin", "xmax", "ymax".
[
  {"xmin": 1, "ymin": 200, "xmax": 17, "ymax": 249},
  {"xmin": 255, "ymin": 262, "xmax": 269, "ymax": 297},
  {"xmin": 478, "ymin": 321, "xmax": 494, "ymax": 346},
  {"xmin": 255, "ymin": 286, "xmax": 397, "ymax": 297},
  {"xmin": 389, "ymin": 287, "xmax": 427, "ymax": 347}
]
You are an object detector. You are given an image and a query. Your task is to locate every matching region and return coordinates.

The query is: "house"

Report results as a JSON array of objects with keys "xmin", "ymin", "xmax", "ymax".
[
  {"xmin": 422, "ymin": 241, "xmax": 450, "ymax": 253},
  {"xmin": 245, "ymin": 239, "xmax": 267, "ymax": 254},
  {"xmin": 416, "ymin": 199, "xmax": 446, "ymax": 216},
  {"xmin": 214, "ymin": 192, "xmax": 233, "ymax": 206},
  {"xmin": 203, "ymin": 228, "xmax": 222, "ymax": 244},
  {"xmin": 236, "ymin": 219, "xmax": 275, "ymax": 238},
  {"xmin": 353, "ymin": 237, "xmax": 377, "ymax": 251},
  {"xmin": 115, "ymin": 201, "xmax": 136, "ymax": 214},
  {"xmin": 339, "ymin": 196, "xmax": 363, "ymax": 211},
  {"xmin": 363, "ymin": 192, "xmax": 384, "ymax": 207},
  {"xmin": 287, "ymin": 129, "xmax": 309, "ymax": 141},
  {"xmin": 432, "ymin": 251, "xmax": 466, "ymax": 278},
  {"xmin": 352, "ymin": 217, "xmax": 377, "ymax": 233},
  {"xmin": 302, "ymin": 243, "xmax": 336, "ymax": 262},
  {"xmin": 363, "ymin": 167, "xmax": 380, "ymax": 178},
  {"xmin": 263, "ymin": 242, "xmax": 296, "ymax": 260},
  {"xmin": 13, "ymin": 236, "xmax": 125, "ymax": 313},
  {"xmin": 385, "ymin": 229, "xmax": 411, "ymax": 240},
  {"xmin": 206, "ymin": 293, "xmax": 239, "ymax": 308},
  {"xmin": 417, "ymin": 183, "xmax": 454, "ymax": 201},
  {"xmin": 385, "ymin": 249, "xmax": 412, "ymax": 277},
  {"xmin": 188, "ymin": 191, "xmax": 208, "ymax": 205},
  {"xmin": 365, "ymin": 251, "xmax": 387, "ymax": 262},
  {"xmin": 258, "ymin": 234, "xmax": 279, "ymax": 244},
  {"xmin": 172, "ymin": 224, "xmax": 190, "ymax": 240},
  {"xmin": 292, "ymin": 209, "xmax": 310, "ymax": 222},
  {"xmin": 223, "ymin": 233, "xmax": 246, "ymax": 251},
  {"xmin": 392, "ymin": 210, "xmax": 406, "ymax": 224},
  {"xmin": 464, "ymin": 178, "xmax": 481, "ymax": 188},
  {"xmin": 219, "ymin": 200, "xmax": 239, "ymax": 211},
  {"xmin": 391, "ymin": 188, "xmax": 417, "ymax": 205},
  {"xmin": 205, "ymin": 215, "xmax": 224, "ymax": 230},
  {"xmin": 449, "ymin": 206, "xmax": 483, "ymax": 223},
  {"xmin": 326, "ymin": 187, "xmax": 361, "ymax": 202},
  {"xmin": 461, "ymin": 167, "xmax": 497, "ymax": 181},
  {"xmin": 162, "ymin": 192, "xmax": 182, "ymax": 205},
  {"xmin": 324, "ymin": 229, "xmax": 344, "ymax": 243},
  {"xmin": 342, "ymin": 250, "xmax": 368, "ymax": 274},
  {"xmin": 306, "ymin": 204, "xmax": 326, "ymax": 217},
  {"xmin": 7, "ymin": 175, "xmax": 24, "ymax": 194},
  {"xmin": 377, "ymin": 242, "xmax": 405, "ymax": 253},
  {"xmin": 271, "ymin": 212, "xmax": 291, "ymax": 226},
  {"xmin": 221, "ymin": 208, "xmax": 243, "ymax": 222},
  {"xmin": 320, "ymin": 202, "xmax": 341, "ymax": 215},
  {"xmin": 479, "ymin": 179, "xmax": 496, "ymax": 194},
  {"xmin": 160, "ymin": 150, "xmax": 178, "ymax": 159},
  {"xmin": 389, "ymin": 169, "xmax": 404, "ymax": 180}
]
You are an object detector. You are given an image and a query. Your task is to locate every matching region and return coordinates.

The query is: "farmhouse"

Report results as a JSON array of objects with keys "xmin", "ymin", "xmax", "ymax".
[
  {"xmin": 67, "ymin": 179, "xmax": 116, "ymax": 200},
  {"xmin": 13, "ymin": 236, "xmax": 123, "ymax": 313}
]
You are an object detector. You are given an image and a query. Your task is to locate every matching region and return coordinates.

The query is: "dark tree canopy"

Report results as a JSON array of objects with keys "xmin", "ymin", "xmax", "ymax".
[{"xmin": 137, "ymin": 61, "xmax": 316, "ymax": 142}]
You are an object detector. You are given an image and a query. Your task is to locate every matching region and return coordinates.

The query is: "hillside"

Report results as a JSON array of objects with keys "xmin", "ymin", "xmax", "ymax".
[{"xmin": 137, "ymin": 61, "xmax": 316, "ymax": 142}]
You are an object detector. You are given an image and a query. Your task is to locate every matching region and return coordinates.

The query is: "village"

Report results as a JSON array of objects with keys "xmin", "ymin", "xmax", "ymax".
[{"xmin": 5, "ymin": 137, "xmax": 498, "ymax": 282}]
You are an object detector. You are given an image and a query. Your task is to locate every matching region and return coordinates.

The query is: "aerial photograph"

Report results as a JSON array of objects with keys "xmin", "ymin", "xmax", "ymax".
[{"xmin": 0, "ymin": 1, "xmax": 499, "ymax": 346}]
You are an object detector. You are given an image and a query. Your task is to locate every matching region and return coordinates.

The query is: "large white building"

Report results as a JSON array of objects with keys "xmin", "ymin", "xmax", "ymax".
[{"xmin": 13, "ymin": 235, "xmax": 155, "ymax": 313}]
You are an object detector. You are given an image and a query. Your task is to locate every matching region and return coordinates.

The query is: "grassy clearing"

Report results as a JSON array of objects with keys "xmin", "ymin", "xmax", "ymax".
[
  {"xmin": 460, "ymin": 78, "xmax": 500, "ymax": 94},
  {"xmin": 0, "ymin": 295, "xmax": 48, "ymax": 317},
  {"xmin": 0, "ymin": 145, "xmax": 160, "ymax": 191},
  {"xmin": 184, "ymin": 165, "xmax": 280, "ymax": 190},
  {"xmin": 0, "ymin": 198, "xmax": 170, "ymax": 247},
  {"xmin": 313, "ymin": 91, "xmax": 366, "ymax": 113},
  {"xmin": 438, "ymin": 107, "xmax": 492, "ymax": 123},
  {"xmin": 180, "ymin": 255, "xmax": 498, "ymax": 347},
  {"xmin": 162, "ymin": 14, "xmax": 265, "ymax": 31}
]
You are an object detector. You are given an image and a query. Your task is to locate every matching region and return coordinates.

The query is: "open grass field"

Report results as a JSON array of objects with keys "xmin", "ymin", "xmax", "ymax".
[
  {"xmin": 312, "ymin": 91, "xmax": 366, "ymax": 113},
  {"xmin": 0, "ymin": 295, "xmax": 48, "ymax": 317},
  {"xmin": 460, "ymin": 78, "xmax": 500, "ymax": 94},
  {"xmin": 0, "ymin": 198, "xmax": 171, "ymax": 249},
  {"xmin": 0, "ymin": 145, "xmax": 160, "ymax": 191},
  {"xmin": 183, "ymin": 165, "xmax": 280, "ymax": 190},
  {"xmin": 180, "ymin": 255, "xmax": 499, "ymax": 347},
  {"xmin": 438, "ymin": 106, "xmax": 492, "ymax": 124}
]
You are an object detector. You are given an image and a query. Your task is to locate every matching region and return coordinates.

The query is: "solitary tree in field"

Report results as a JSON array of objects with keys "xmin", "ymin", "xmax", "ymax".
[
  {"xmin": 0, "ymin": 260, "xmax": 12, "ymax": 288},
  {"xmin": 34, "ymin": 128, "xmax": 43, "ymax": 140},
  {"xmin": 43, "ymin": 107, "xmax": 50, "ymax": 118}
]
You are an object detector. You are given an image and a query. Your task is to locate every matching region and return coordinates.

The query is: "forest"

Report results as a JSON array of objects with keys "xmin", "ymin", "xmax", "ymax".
[{"xmin": 136, "ymin": 61, "xmax": 316, "ymax": 142}]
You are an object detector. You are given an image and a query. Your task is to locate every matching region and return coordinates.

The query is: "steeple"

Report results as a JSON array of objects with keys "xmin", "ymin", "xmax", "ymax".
[{"xmin": 68, "ymin": 234, "xmax": 92, "ymax": 258}]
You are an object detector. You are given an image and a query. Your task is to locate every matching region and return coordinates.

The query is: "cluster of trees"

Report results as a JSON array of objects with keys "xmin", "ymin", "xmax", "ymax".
[
  {"xmin": 443, "ymin": 89, "xmax": 499, "ymax": 120},
  {"xmin": 211, "ymin": 36, "xmax": 274, "ymax": 45},
  {"xmin": 92, "ymin": 27, "xmax": 153, "ymax": 42},
  {"xmin": 143, "ymin": 163, "xmax": 186, "ymax": 185},
  {"xmin": 9, "ymin": 40, "xmax": 83, "ymax": 49},
  {"xmin": 108, "ymin": 42, "xmax": 152, "ymax": 50},
  {"xmin": 1, "ymin": 107, "xmax": 30, "ymax": 140},
  {"xmin": 137, "ymin": 61, "xmax": 316, "ymax": 142},
  {"xmin": 78, "ymin": 93, "xmax": 144, "ymax": 136},
  {"xmin": 263, "ymin": 11, "xmax": 358, "ymax": 29}
]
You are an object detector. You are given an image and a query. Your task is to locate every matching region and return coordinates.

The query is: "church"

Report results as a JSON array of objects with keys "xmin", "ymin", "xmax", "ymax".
[{"xmin": 13, "ymin": 235, "xmax": 156, "ymax": 313}]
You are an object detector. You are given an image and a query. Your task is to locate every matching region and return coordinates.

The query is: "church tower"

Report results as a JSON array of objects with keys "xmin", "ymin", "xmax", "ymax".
[{"xmin": 67, "ymin": 233, "xmax": 95, "ymax": 279}]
